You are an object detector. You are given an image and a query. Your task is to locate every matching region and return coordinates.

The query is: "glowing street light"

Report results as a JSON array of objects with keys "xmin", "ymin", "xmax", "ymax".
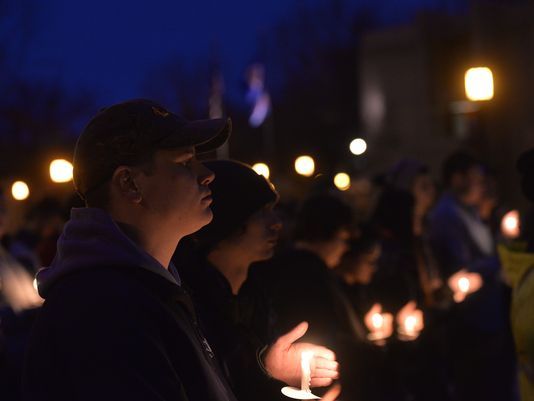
[
  {"xmin": 349, "ymin": 138, "xmax": 367, "ymax": 156},
  {"xmin": 294, "ymin": 155, "xmax": 315, "ymax": 177},
  {"xmin": 465, "ymin": 67, "xmax": 494, "ymax": 101},
  {"xmin": 252, "ymin": 162, "xmax": 270, "ymax": 179},
  {"xmin": 50, "ymin": 159, "xmax": 73, "ymax": 183},
  {"xmin": 11, "ymin": 181, "xmax": 30, "ymax": 201},
  {"xmin": 334, "ymin": 172, "xmax": 351, "ymax": 191}
]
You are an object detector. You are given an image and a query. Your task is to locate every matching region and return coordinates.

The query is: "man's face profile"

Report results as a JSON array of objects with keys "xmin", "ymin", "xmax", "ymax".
[{"xmin": 133, "ymin": 146, "xmax": 215, "ymax": 236}]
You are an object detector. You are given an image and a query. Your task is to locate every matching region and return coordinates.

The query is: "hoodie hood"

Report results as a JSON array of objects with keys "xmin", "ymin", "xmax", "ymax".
[{"xmin": 37, "ymin": 208, "xmax": 181, "ymax": 298}]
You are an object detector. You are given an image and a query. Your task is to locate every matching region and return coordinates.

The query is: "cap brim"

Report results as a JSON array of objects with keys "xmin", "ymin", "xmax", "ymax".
[{"xmin": 182, "ymin": 117, "xmax": 231, "ymax": 154}]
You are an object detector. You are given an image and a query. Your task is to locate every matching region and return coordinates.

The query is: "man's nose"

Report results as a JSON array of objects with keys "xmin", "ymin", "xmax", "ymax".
[{"xmin": 198, "ymin": 163, "xmax": 215, "ymax": 186}]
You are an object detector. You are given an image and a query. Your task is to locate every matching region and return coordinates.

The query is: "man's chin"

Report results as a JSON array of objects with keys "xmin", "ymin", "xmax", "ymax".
[
  {"xmin": 259, "ymin": 248, "xmax": 275, "ymax": 262},
  {"xmin": 183, "ymin": 209, "xmax": 213, "ymax": 236},
  {"xmin": 198, "ymin": 209, "xmax": 214, "ymax": 228}
]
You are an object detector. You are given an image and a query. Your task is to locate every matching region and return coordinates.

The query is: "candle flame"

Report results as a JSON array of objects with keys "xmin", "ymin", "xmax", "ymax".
[
  {"xmin": 458, "ymin": 277, "xmax": 470, "ymax": 293},
  {"xmin": 404, "ymin": 315, "xmax": 417, "ymax": 332},
  {"xmin": 371, "ymin": 313, "xmax": 384, "ymax": 329},
  {"xmin": 503, "ymin": 215, "xmax": 518, "ymax": 231}
]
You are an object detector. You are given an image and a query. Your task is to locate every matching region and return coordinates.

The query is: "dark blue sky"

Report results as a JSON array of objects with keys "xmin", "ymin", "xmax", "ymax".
[{"xmin": 18, "ymin": 0, "xmax": 461, "ymax": 104}]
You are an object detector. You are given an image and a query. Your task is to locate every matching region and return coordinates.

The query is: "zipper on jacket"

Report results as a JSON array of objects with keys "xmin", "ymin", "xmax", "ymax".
[
  {"xmin": 179, "ymin": 288, "xmax": 215, "ymax": 360},
  {"xmin": 192, "ymin": 319, "xmax": 215, "ymax": 359}
]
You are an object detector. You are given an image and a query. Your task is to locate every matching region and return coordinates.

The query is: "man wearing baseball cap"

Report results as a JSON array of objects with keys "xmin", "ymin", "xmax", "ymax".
[
  {"xmin": 22, "ymin": 99, "xmax": 237, "ymax": 401},
  {"xmin": 22, "ymin": 99, "xmax": 342, "ymax": 401}
]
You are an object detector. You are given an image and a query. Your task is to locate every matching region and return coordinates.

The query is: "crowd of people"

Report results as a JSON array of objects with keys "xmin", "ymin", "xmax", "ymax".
[{"xmin": 0, "ymin": 98, "xmax": 532, "ymax": 401}]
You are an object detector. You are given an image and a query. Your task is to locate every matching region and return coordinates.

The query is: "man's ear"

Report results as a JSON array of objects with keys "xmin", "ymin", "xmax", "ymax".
[{"xmin": 111, "ymin": 166, "xmax": 143, "ymax": 204}]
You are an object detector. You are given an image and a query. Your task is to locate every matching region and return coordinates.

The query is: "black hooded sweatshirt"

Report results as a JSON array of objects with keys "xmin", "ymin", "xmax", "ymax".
[{"xmin": 22, "ymin": 208, "xmax": 237, "ymax": 401}]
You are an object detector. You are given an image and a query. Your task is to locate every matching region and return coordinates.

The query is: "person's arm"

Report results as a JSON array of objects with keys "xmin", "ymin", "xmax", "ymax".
[{"xmin": 428, "ymin": 212, "xmax": 499, "ymax": 279}]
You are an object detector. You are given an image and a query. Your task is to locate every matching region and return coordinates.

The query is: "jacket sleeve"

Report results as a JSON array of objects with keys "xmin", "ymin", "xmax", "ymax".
[{"xmin": 428, "ymin": 211, "xmax": 499, "ymax": 279}]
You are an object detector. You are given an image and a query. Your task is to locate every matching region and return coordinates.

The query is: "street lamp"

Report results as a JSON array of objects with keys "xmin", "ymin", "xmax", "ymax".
[
  {"xmin": 465, "ymin": 67, "xmax": 494, "ymax": 101},
  {"xmin": 11, "ymin": 181, "xmax": 30, "ymax": 201},
  {"xmin": 49, "ymin": 159, "xmax": 74, "ymax": 183},
  {"xmin": 334, "ymin": 173, "xmax": 351, "ymax": 191},
  {"xmin": 252, "ymin": 162, "xmax": 270, "ymax": 179},
  {"xmin": 349, "ymin": 138, "xmax": 367, "ymax": 156},
  {"xmin": 294, "ymin": 156, "xmax": 315, "ymax": 177}
]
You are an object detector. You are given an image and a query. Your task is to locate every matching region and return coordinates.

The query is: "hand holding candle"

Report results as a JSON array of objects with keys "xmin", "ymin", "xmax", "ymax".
[
  {"xmin": 501, "ymin": 209, "xmax": 520, "ymax": 239},
  {"xmin": 448, "ymin": 269, "xmax": 483, "ymax": 303},
  {"xmin": 281, "ymin": 350, "xmax": 335, "ymax": 399},
  {"xmin": 396, "ymin": 301, "xmax": 424, "ymax": 341},
  {"xmin": 264, "ymin": 321, "xmax": 339, "ymax": 388},
  {"xmin": 300, "ymin": 351, "xmax": 313, "ymax": 392},
  {"xmin": 364, "ymin": 303, "xmax": 393, "ymax": 344}
]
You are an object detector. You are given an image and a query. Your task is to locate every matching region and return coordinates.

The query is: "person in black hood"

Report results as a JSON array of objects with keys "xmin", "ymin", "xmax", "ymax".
[
  {"xmin": 23, "ymin": 99, "xmax": 238, "ymax": 401},
  {"xmin": 174, "ymin": 160, "xmax": 340, "ymax": 401}
]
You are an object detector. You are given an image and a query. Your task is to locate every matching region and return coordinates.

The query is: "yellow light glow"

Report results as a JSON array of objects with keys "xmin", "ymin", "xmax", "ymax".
[
  {"xmin": 294, "ymin": 155, "xmax": 315, "ymax": 177},
  {"xmin": 465, "ymin": 67, "xmax": 494, "ymax": 101},
  {"xmin": 349, "ymin": 138, "xmax": 367, "ymax": 155},
  {"xmin": 11, "ymin": 181, "xmax": 30, "ymax": 201},
  {"xmin": 252, "ymin": 162, "xmax": 270, "ymax": 179},
  {"xmin": 50, "ymin": 159, "xmax": 74, "ymax": 183},
  {"xmin": 334, "ymin": 172, "xmax": 351, "ymax": 191}
]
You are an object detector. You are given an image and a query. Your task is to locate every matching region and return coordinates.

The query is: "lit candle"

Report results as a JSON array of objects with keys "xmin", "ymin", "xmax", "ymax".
[
  {"xmin": 281, "ymin": 351, "xmax": 320, "ymax": 399},
  {"xmin": 371, "ymin": 312, "xmax": 384, "ymax": 330},
  {"xmin": 501, "ymin": 210, "xmax": 520, "ymax": 239},
  {"xmin": 300, "ymin": 351, "xmax": 313, "ymax": 392},
  {"xmin": 365, "ymin": 304, "xmax": 393, "ymax": 343},
  {"xmin": 449, "ymin": 269, "xmax": 483, "ymax": 303},
  {"xmin": 404, "ymin": 315, "xmax": 417, "ymax": 336},
  {"xmin": 458, "ymin": 276, "xmax": 470, "ymax": 293},
  {"xmin": 396, "ymin": 301, "xmax": 424, "ymax": 341}
]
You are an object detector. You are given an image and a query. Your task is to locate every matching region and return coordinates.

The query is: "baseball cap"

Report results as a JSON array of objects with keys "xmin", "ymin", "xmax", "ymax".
[{"xmin": 73, "ymin": 99, "xmax": 231, "ymax": 198}]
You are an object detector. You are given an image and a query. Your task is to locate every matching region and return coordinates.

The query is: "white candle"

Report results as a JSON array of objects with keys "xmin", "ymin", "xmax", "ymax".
[{"xmin": 300, "ymin": 351, "xmax": 313, "ymax": 392}]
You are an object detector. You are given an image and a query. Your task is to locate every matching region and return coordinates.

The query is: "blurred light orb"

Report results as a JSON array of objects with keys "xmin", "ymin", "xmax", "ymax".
[
  {"xmin": 465, "ymin": 67, "xmax": 494, "ymax": 101},
  {"xmin": 11, "ymin": 181, "xmax": 30, "ymax": 201},
  {"xmin": 334, "ymin": 172, "xmax": 351, "ymax": 191},
  {"xmin": 501, "ymin": 209, "xmax": 520, "ymax": 238},
  {"xmin": 371, "ymin": 313, "xmax": 384, "ymax": 329},
  {"xmin": 294, "ymin": 155, "xmax": 315, "ymax": 177},
  {"xmin": 458, "ymin": 277, "xmax": 470, "ymax": 293},
  {"xmin": 50, "ymin": 159, "xmax": 73, "ymax": 183},
  {"xmin": 252, "ymin": 163, "xmax": 270, "ymax": 179},
  {"xmin": 404, "ymin": 315, "xmax": 417, "ymax": 331},
  {"xmin": 349, "ymin": 138, "xmax": 367, "ymax": 156}
]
